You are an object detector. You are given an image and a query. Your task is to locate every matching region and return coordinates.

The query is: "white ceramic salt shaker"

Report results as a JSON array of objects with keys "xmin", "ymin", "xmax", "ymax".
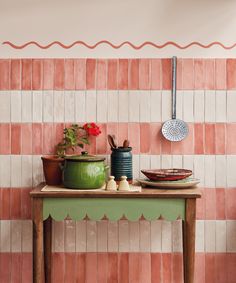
[
  {"xmin": 118, "ymin": 176, "xmax": 130, "ymax": 191},
  {"xmin": 106, "ymin": 176, "xmax": 117, "ymax": 191}
]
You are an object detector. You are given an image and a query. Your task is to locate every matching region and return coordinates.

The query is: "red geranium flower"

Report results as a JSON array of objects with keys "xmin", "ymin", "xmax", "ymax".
[{"xmin": 83, "ymin": 123, "xmax": 101, "ymax": 137}]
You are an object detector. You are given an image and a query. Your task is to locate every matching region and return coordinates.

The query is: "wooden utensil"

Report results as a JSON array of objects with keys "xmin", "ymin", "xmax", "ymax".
[
  {"xmin": 123, "ymin": 139, "xmax": 130, "ymax": 148},
  {"xmin": 107, "ymin": 135, "xmax": 117, "ymax": 149}
]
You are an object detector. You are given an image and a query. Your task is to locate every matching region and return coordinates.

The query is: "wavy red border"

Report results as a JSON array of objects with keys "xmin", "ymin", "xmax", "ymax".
[{"xmin": 2, "ymin": 40, "xmax": 236, "ymax": 50}]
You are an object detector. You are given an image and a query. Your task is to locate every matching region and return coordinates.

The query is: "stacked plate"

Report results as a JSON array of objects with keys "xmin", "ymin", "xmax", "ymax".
[{"xmin": 137, "ymin": 169, "xmax": 200, "ymax": 189}]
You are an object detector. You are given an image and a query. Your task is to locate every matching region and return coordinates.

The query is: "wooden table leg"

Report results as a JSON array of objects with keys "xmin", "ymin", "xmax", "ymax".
[
  {"xmin": 32, "ymin": 198, "xmax": 44, "ymax": 283},
  {"xmin": 44, "ymin": 216, "xmax": 52, "ymax": 283},
  {"xmin": 183, "ymin": 198, "xmax": 196, "ymax": 283}
]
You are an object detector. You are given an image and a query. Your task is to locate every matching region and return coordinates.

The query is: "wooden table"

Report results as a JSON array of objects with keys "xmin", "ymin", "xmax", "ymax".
[{"xmin": 30, "ymin": 183, "xmax": 201, "ymax": 283}]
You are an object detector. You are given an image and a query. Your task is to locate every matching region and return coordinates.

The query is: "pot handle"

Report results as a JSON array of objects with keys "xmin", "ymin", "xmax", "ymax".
[{"xmin": 104, "ymin": 165, "xmax": 110, "ymax": 171}]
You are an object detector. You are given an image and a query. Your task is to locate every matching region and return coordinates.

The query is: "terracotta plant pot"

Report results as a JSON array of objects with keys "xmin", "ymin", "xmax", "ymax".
[{"xmin": 41, "ymin": 156, "xmax": 64, "ymax": 186}]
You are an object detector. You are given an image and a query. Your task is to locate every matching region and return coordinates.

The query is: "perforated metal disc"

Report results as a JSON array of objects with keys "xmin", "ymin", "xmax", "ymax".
[{"xmin": 162, "ymin": 119, "xmax": 189, "ymax": 142}]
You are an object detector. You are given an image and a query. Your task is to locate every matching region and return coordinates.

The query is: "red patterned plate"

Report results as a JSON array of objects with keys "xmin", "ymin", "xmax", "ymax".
[{"xmin": 141, "ymin": 168, "xmax": 192, "ymax": 181}]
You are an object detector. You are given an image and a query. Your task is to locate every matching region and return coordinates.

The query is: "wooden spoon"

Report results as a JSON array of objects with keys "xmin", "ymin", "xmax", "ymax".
[
  {"xmin": 107, "ymin": 135, "xmax": 116, "ymax": 149},
  {"xmin": 123, "ymin": 139, "xmax": 130, "ymax": 148}
]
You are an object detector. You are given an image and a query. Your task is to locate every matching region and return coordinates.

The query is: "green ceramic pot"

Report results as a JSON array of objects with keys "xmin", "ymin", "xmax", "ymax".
[{"xmin": 62, "ymin": 152, "xmax": 109, "ymax": 189}]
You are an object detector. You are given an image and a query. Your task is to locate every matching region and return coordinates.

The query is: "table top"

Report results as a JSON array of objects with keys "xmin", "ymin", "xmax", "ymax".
[{"xmin": 30, "ymin": 183, "xmax": 202, "ymax": 199}]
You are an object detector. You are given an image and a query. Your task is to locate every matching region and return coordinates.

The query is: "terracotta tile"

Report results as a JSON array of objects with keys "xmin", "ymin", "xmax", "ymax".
[
  {"xmin": 0, "ymin": 123, "xmax": 11, "ymax": 154},
  {"xmin": 205, "ymin": 59, "xmax": 215, "ymax": 90},
  {"xmin": 32, "ymin": 59, "xmax": 43, "ymax": 90},
  {"xmin": 225, "ymin": 189, "xmax": 236, "ymax": 219},
  {"xmin": 204, "ymin": 189, "xmax": 216, "ymax": 220},
  {"xmin": 205, "ymin": 253, "xmax": 216, "ymax": 283},
  {"xmin": 54, "ymin": 59, "xmax": 65, "ymax": 90},
  {"xmin": 215, "ymin": 59, "xmax": 226, "ymax": 90},
  {"xmin": 32, "ymin": 123, "xmax": 43, "ymax": 155},
  {"xmin": 162, "ymin": 59, "xmax": 171, "ymax": 90},
  {"xmin": 65, "ymin": 253, "xmax": 76, "ymax": 283},
  {"xmin": 194, "ymin": 253, "xmax": 205, "ymax": 283},
  {"xmin": 65, "ymin": 59, "xmax": 75, "ymax": 90},
  {"xmin": 22, "ymin": 253, "xmax": 32, "ymax": 283},
  {"xmin": 0, "ymin": 59, "xmax": 10, "ymax": 90},
  {"xmin": 215, "ymin": 253, "xmax": 227, "ymax": 283},
  {"xmin": 86, "ymin": 59, "xmax": 96, "ymax": 90},
  {"xmin": 118, "ymin": 59, "xmax": 128, "ymax": 90},
  {"xmin": 22, "ymin": 59, "xmax": 32, "ymax": 90},
  {"xmin": 140, "ymin": 123, "xmax": 151, "ymax": 154},
  {"xmin": 216, "ymin": 188, "xmax": 226, "ymax": 220},
  {"xmin": 182, "ymin": 123, "xmax": 194, "ymax": 155},
  {"xmin": 162, "ymin": 253, "xmax": 171, "ymax": 283},
  {"xmin": 97, "ymin": 59, "xmax": 107, "ymax": 90},
  {"xmin": 129, "ymin": 253, "xmax": 140, "ymax": 283},
  {"xmin": 139, "ymin": 59, "xmax": 150, "ymax": 90},
  {"xmin": 171, "ymin": 140, "xmax": 183, "ymax": 155},
  {"xmin": 128, "ymin": 123, "xmax": 140, "ymax": 154},
  {"xmin": 43, "ymin": 59, "xmax": 54, "ymax": 90},
  {"xmin": 227, "ymin": 59, "xmax": 236, "ymax": 89},
  {"xmin": 108, "ymin": 59, "xmax": 118, "ymax": 90},
  {"xmin": 1, "ymin": 188, "xmax": 10, "ymax": 219},
  {"xmin": 11, "ymin": 59, "xmax": 21, "ymax": 90},
  {"xmin": 151, "ymin": 253, "xmax": 161, "ymax": 283},
  {"xmin": 118, "ymin": 253, "xmax": 128, "ymax": 283},
  {"xmin": 151, "ymin": 59, "xmax": 161, "ymax": 90},
  {"xmin": 172, "ymin": 253, "xmax": 183, "ymax": 283},
  {"xmin": 96, "ymin": 123, "xmax": 107, "ymax": 155},
  {"xmin": 10, "ymin": 188, "xmax": 21, "ymax": 218},
  {"xmin": 117, "ymin": 123, "xmax": 128, "ymax": 148},
  {"xmin": 176, "ymin": 58, "xmax": 182, "ymax": 90},
  {"xmin": 194, "ymin": 59, "xmax": 205, "ymax": 90},
  {"xmin": 52, "ymin": 253, "xmax": 65, "ymax": 283},
  {"xmin": 182, "ymin": 59, "xmax": 194, "ymax": 90},
  {"xmin": 0, "ymin": 253, "xmax": 11, "ymax": 282},
  {"xmin": 194, "ymin": 123, "xmax": 204, "ymax": 154},
  {"xmin": 75, "ymin": 59, "xmax": 86, "ymax": 90},
  {"xmin": 227, "ymin": 253, "xmax": 236, "ymax": 283},
  {"xmin": 43, "ymin": 123, "xmax": 54, "ymax": 155},
  {"xmin": 205, "ymin": 123, "xmax": 215, "ymax": 154},
  {"xmin": 87, "ymin": 135, "xmax": 96, "ymax": 155},
  {"xmin": 11, "ymin": 123, "xmax": 21, "ymax": 154},
  {"xmin": 98, "ymin": 253, "xmax": 108, "ymax": 283},
  {"xmin": 53, "ymin": 123, "xmax": 64, "ymax": 148},
  {"xmin": 76, "ymin": 253, "xmax": 86, "ymax": 283},
  {"xmin": 215, "ymin": 123, "xmax": 226, "ymax": 155},
  {"xmin": 0, "ymin": 189, "xmax": 2, "ymax": 219},
  {"xmin": 161, "ymin": 135, "xmax": 172, "ymax": 155},
  {"xmin": 128, "ymin": 59, "xmax": 139, "ymax": 90},
  {"xmin": 86, "ymin": 253, "xmax": 98, "ymax": 283},
  {"xmin": 107, "ymin": 253, "xmax": 118, "ymax": 283},
  {"xmin": 21, "ymin": 123, "xmax": 32, "ymax": 155},
  {"xmin": 140, "ymin": 253, "xmax": 151, "ymax": 283},
  {"xmin": 150, "ymin": 123, "xmax": 161, "ymax": 154},
  {"xmin": 196, "ymin": 189, "xmax": 205, "ymax": 220},
  {"xmin": 226, "ymin": 123, "xmax": 236, "ymax": 154},
  {"xmin": 11, "ymin": 253, "xmax": 22, "ymax": 283},
  {"xmin": 21, "ymin": 188, "xmax": 32, "ymax": 219}
]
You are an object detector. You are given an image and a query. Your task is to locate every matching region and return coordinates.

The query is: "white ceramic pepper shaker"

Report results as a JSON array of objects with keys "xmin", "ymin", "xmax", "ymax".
[
  {"xmin": 106, "ymin": 176, "xmax": 117, "ymax": 191},
  {"xmin": 118, "ymin": 176, "xmax": 130, "ymax": 191}
]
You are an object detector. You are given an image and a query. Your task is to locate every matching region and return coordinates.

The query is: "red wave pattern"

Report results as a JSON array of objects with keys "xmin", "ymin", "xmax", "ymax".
[{"xmin": 2, "ymin": 40, "xmax": 236, "ymax": 50}]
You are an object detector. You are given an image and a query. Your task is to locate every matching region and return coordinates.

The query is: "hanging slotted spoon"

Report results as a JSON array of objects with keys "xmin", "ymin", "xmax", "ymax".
[{"xmin": 161, "ymin": 56, "xmax": 189, "ymax": 142}]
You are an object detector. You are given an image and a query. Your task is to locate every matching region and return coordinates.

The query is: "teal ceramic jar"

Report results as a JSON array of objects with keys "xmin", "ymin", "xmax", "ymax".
[
  {"xmin": 111, "ymin": 147, "xmax": 133, "ymax": 182},
  {"xmin": 62, "ymin": 152, "xmax": 108, "ymax": 189}
]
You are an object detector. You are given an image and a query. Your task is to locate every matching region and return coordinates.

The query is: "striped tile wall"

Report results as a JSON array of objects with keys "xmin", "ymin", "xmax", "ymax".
[{"xmin": 0, "ymin": 58, "xmax": 236, "ymax": 282}]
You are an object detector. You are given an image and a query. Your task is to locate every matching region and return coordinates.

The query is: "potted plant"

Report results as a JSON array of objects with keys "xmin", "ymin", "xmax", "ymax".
[{"xmin": 41, "ymin": 123, "xmax": 101, "ymax": 186}]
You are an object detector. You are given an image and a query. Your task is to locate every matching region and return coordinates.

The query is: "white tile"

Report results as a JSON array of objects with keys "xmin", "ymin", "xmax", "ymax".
[
  {"xmin": 172, "ymin": 155, "xmax": 183, "ymax": 168},
  {"xmin": 193, "ymin": 155, "xmax": 205, "ymax": 187},
  {"xmin": 161, "ymin": 91, "xmax": 171, "ymax": 122},
  {"xmin": 97, "ymin": 220, "xmax": 108, "ymax": 252},
  {"xmin": 196, "ymin": 220, "xmax": 205, "ymax": 252},
  {"xmin": 205, "ymin": 91, "xmax": 216, "ymax": 122},
  {"xmin": 86, "ymin": 221, "xmax": 97, "ymax": 252},
  {"xmin": 183, "ymin": 155, "xmax": 194, "ymax": 171},
  {"xmin": 22, "ymin": 220, "xmax": 32, "ymax": 252},
  {"xmin": 176, "ymin": 90, "xmax": 183, "ymax": 120},
  {"xmin": 129, "ymin": 221, "xmax": 140, "ymax": 252},
  {"xmin": 161, "ymin": 155, "xmax": 172, "ymax": 169},
  {"xmin": 194, "ymin": 90, "xmax": 205, "ymax": 122},
  {"xmin": 75, "ymin": 91, "xmax": 86, "ymax": 123},
  {"xmin": 64, "ymin": 91, "xmax": 75, "ymax": 123},
  {"xmin": 216, "ymin": 91, "xmax": 226, "ymax": 122},
  {"xmin": 172, "ymin": 220, "xmax": 183, "ymax": 252},
  {"xmin": 11, "ymin": 220, "xmax": 22, "ymax": 252},
  {"xmin": 21, "ymin": 155, "xmax": 33, "ymax": 187},
  {"xmin": 32, "ymin": 155, "xmax": 44, "ymax": 187},
  {"xmin": 129, "ymin": 91, "xmax": 140, "ymax": 122},
  {"xmin": 54, "ymin": 221, "xmax": 64, "ymax": 252},
  {"xmin": 0, "ymin": 220, "xmax": 10, "ymax": 252},
  {"xmin": 150, "ymin": 220, "xmax": 162, "ymax": 252},
  {"xmin": 140, "ymin": 91, "xmax": 151, "ymax": 122},
  {"xmin": 139, "ymin": 220, "xmax": 151, "ymax": 252},
  {"xmin": 204, "ymin": 155, "xmax": 216, "ymax": 188},
  {"xmin": 0, "ymin": 155, "xmax": 10, "ymax": 187},
  {"xmin": 227, "ymin": 91, "xmax": 236, "ymax": 122},
  {"xmin": 32, "ymin": 91, "xmax": 43, "ymax": 122},
  {"xmin": 0, "ymin": 91, "xmax": 10, "ymax": 122},
  {"xmin": 118, "ymin": 220, "xmax": 129, "ymax": 252},
  {"xmin": 140, "ymin": 155, "xmax": 150, "ymax": 178},
  {"xmin": 64, "ymin": 220, "xmax": 76, "ymax": 252},
  {"xmin": 150, "ymin": 91, "xmax": 161, "ymax": 122},
  {"xmin": 86, "ymin": 90, "xmax": 97, "ymax": 122},
  {"xmin": 227, "ymin": 155, "xmax": 236, "ymax": 188},
  {"xmin": 11, "ymin": 155, "xmax": 22, "ymax": 187},
  {"xmin": 215, "ymin": 155, "xmax": 227, "ymax": 188},
  {"xmin": 150, "ymin": 155, "xmax": 161, "ymax": 169},
  {"xmin": 226, "ymin": 220, "xmax": 236, "ymax": 252},
  {"xmin": 161, "ymin": 221, "xmax": 172, "ymax": 252},
  {"xmin": 97, "ymin": 91, "xmax": 108, "ymax": 123},
  {"xmin": 22, "ymin": 91, "xmax": 32, "ymax": 122},
  {"xmin": 205, "ymin": 220, "xmax": 216, "ymax": 252},
  {"xmin": 118, "ymin": 90, "xmax": 129, "ymax": 122},
  {"xmin": 216, "ymin": 221, "xmax": 226, "ymax": 252},
  {"xmin": 43, "ymin": 91, "xmax": 53, "ymax": 122},
  {"xmin": 133, "ymin": 155, "xmax": 140, "ymax": 179},
  {"xmin": 108, "ymin": 221, "xmax": 118, "ymax": 252},
  {"xmin": 75, "ymin": 220, "xmax": 86, "ymax": 252},
  {"xmin": 53, "ymin": 91, "xmax": 65, "ymax": 122},
  {"xmin": 11, "ymin": 91, "xmax": 21, "ymax": 122},
  {"xmin": 183, "ymin": 91, "xmax": 194, "ymax": 122}
]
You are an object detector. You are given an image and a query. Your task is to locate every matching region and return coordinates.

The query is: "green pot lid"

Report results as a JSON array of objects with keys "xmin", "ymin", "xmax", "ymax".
[{"xmin": 65, "ymin": 152, "xmax": 105, "ymax": 162}]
